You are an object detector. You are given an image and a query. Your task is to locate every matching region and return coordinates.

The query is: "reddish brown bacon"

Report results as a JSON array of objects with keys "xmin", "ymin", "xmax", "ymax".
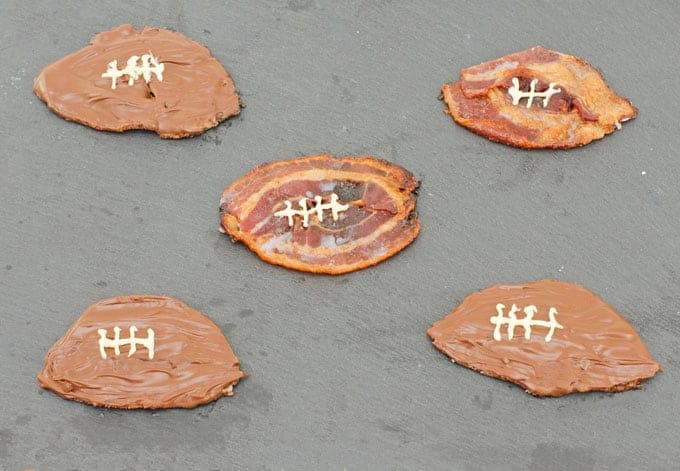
[
  {"xmin": 220, "ymin": 154, "xmax": 420, "ymax": 274},
  {"xmin": 441, "ymin": 46, "xmax": 637, "ymax": 148}
]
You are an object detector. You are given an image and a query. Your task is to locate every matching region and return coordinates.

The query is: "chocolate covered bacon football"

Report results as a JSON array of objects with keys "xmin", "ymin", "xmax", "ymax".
[
  {"xmin": 428, "ymin": 280, "xmax": 660, "ymax": 396},
  {"xmin": 39, "ymin": 296, "xmax": 246, "ymax": 409},
  {"xmin": 34, "ymin": 24, "xmax": 240, "ymax": 138},
  {"xmin": 441, "ymin": 46, "xmax": 637, "ymax": 148},
  {"xmin": 220, "ymin": 154, "xmax": 420, "ymax": 274}
]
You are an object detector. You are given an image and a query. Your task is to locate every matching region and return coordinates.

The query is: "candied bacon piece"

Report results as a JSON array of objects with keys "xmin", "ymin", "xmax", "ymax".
[
  {"xmin": 220, "ymin": 154, "xmax": 420, "ymax": 274},
  {"xmin": 441, "ymin": 46, "xmax": 637, "ymax": 149}
]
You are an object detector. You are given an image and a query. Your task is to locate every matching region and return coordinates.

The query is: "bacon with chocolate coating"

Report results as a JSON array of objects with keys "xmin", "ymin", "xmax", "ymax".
[
  {"xmin": 220, "ymin": 154, "xmax": 420, "ymax": 274},
  {"xmin": 428, "ymin": 280, "xmax": 661, "ymax": 396},
  {"xmin": 38, "ymin": 295, "xmax": 245, "ymax": 409},
  {"xmin": 441, "ymin": 46, "xmax": 637, "ymax": 148},
  {"xmin": 34, "ymin": 24, "xmax": 240, "ymax": 138}
]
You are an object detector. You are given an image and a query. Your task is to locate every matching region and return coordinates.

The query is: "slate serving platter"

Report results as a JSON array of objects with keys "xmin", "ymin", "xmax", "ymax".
[{"xmin": 1, "ymin": 1, "xmax": 678, "ymax": 469}]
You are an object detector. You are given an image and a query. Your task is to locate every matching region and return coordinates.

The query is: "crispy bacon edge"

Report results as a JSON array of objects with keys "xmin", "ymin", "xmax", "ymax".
[
  {"xmin": 440, "ymin": 46, "xmax": 638, "ymax": 149},
  {"xmin": 219, "ymin": 154, "xmax": 421, "ymax": 275}
]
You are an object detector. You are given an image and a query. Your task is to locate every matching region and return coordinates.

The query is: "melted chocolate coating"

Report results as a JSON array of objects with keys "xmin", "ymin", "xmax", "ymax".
[
  {"xmin": 34, "ymin": 24, "xmax": 240, "ymax": 138},
  {"xmin": 38, "ymin": 295, "xmax": 245, "ymax": 409},
  {"xmin": 428, "ymin": 280, "xmax": 660, "ymax": 396}
]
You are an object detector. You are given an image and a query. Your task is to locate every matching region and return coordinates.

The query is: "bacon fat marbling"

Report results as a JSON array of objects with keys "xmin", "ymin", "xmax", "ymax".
[
  {"xmin": 441, "ymin": 46, "xmax": 637, "ymax": 148},
  {"xmin": 220, "ymin": 154, "xmax": 420, "ymax": 274}
]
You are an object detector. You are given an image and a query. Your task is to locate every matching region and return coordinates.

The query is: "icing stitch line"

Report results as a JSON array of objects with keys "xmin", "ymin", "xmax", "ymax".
[
  {"xmin": 101, "ymin": 52, "xmax": 164, "ymax": 90},
  {"xmin": 98, "ymin": 326, "xmax": 155, "ymax": 359},
  {"xmin": 490, "ymin": 303, "xmax": 563, "ymax": 342},
  {"xmin": 508, "ymin": 77, "xmax": 561, "ymax": 108},
  {"xmin": 274, "ymin": 193, "xmax": 349, "ymax": 228}
]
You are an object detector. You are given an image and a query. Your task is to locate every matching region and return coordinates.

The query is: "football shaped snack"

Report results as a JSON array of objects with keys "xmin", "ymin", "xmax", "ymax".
[
  {"xmin": 38, "ymin": 295, "xmax": 245, "ymax": 409},
  {"xmin": 220, "ymin": 154, "xmax": 420, "ymax": 274},
  {"xmin": 427, "ymin": 280, "xmax": 660, "ymax": 396},
  {"xmin": 441, "ymin": 46, "xmax": 637, "ymax": 148},
  {"xmin": 34, "ymin": 24, "xmax": 240, "ymax": 138}
]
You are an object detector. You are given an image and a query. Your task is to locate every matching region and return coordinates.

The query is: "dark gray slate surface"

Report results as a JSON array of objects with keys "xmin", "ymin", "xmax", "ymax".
[{"xmin": 1, "ymin": 1, "xmax": 679, "ymax": 469}]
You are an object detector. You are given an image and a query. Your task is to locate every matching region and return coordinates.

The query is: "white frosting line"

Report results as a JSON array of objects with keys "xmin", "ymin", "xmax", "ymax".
[
  {"xmin": 490, "ymin": 303, "xmax": 563, "ymax": 342},
  {"xmin": 98, "ymin": 326, "xmax": 155, "ymax": 359},
  {"xmin": 508, "ymin": 77, "xmax": 561, "ymax": 108},
  {"xmin": 274, "ymin": 193, "xmax": 349, "ymax": 228},
  {"xmin": 101, "ymin": 52, "xmax": 165, "ymax": 90}
]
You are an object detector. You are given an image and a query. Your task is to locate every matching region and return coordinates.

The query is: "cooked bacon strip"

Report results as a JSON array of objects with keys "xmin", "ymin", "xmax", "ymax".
[
  {"xmin": 34, "ymin": 24, "xmax": 240, "ymax": 138},
  {"xmin": 220, "ymin": 154, "xmax": 420, "ymax": 274},
  {"xmin": 441, "ymin": 46, "xmax": 637, "ymax": 149}
]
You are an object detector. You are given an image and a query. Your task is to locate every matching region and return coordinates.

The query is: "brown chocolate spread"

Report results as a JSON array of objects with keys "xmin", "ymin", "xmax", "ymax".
[
  {"xmin": 34, "ymin": 24, "xmax": 240, "ymax": 138},
  {"xmin": 428, "ymin": 280, "xmax": 660, "ymax": 396},
  {"xmin": 38, "ymin": 295, "xmax": 245, "ymax": 409}
]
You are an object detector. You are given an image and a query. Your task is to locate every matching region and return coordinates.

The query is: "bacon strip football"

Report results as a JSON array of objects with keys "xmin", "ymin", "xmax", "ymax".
[
  {"xmin": 441, "ymin": 46, "xmax": 637, "ymax": 149},
  {"xmin": 220, "ymin": 154, "xmax": 420, "ymax": 274}
]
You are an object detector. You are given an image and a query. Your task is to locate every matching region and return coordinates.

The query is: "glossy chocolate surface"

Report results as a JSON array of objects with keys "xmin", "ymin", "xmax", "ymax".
[
  {"xmin": 38, "ymin": 295, "xmax": 245, "ymax": 409},
  {"xmin": 428, "ymin": 280, "xmax": 660, "ymax": 396},
  {"xmin": 34, "ymin": 24, "xmax": 240, "ymax": 138}
]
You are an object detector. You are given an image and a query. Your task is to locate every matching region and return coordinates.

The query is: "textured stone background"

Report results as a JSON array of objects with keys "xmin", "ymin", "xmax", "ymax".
[{"xmin": 1, "ymin": 1, "xmax": 678, "ymax": 469}]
